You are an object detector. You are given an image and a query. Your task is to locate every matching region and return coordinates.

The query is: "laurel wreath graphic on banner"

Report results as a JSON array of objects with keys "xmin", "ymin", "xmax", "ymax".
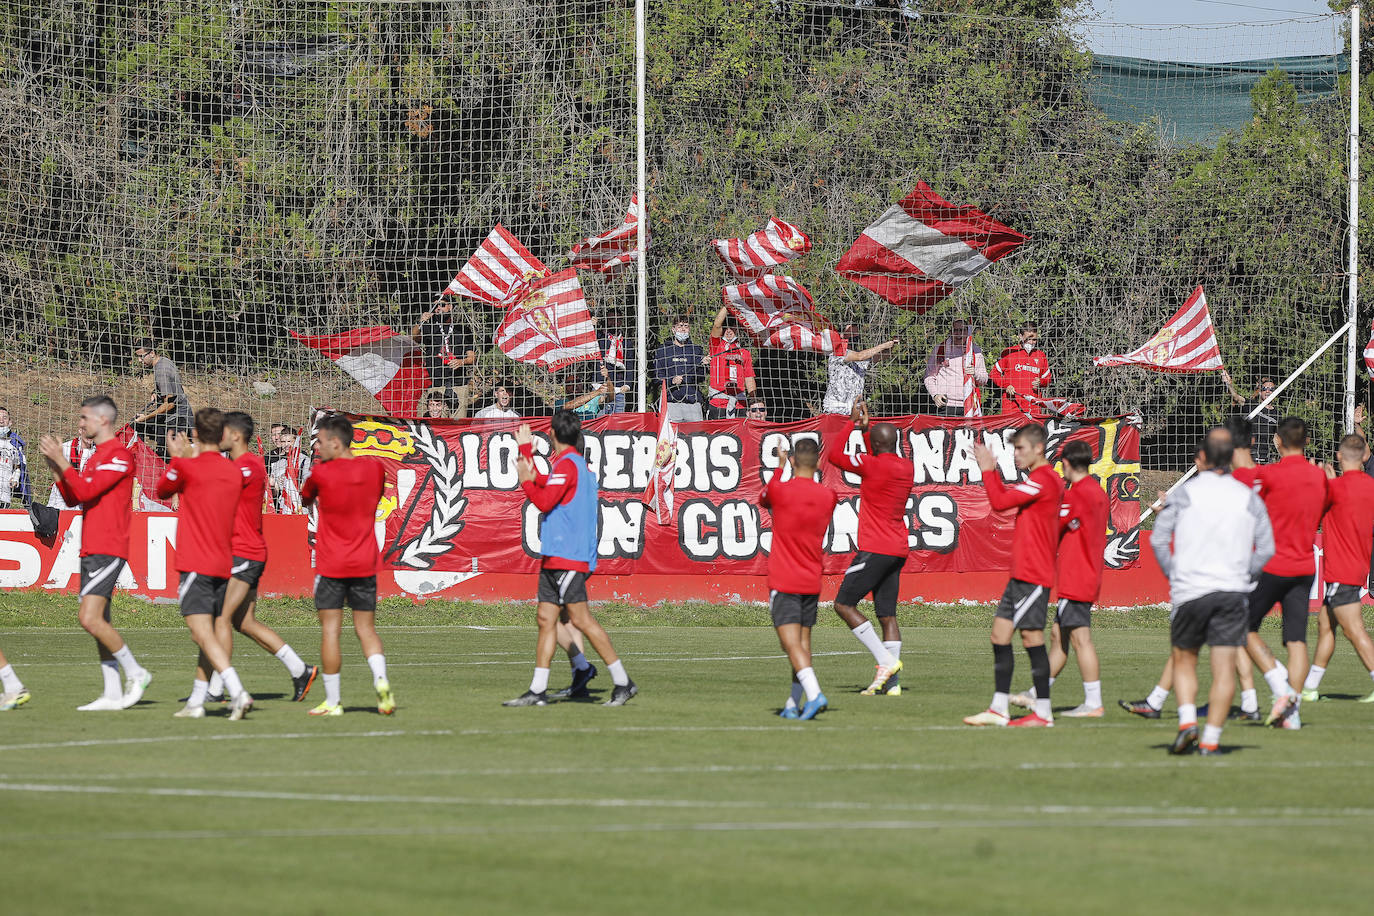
[{"xmin": 396, "ymin": 421, "xmax": 467, "ymax": 569}]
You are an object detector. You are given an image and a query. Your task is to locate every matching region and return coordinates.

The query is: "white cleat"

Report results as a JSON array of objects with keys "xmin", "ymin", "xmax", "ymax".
[
  {"xmin": 228, "ymin": 692, "xmax": 253, "ymax": 721},
  {"xmin": 1009, "ymin": 691, "xmax": 1037, "ymax": 710},
  {"xmin": 77, "ymin": 695, "xmax": 125, "ymax": 711},
  {"xmin": 963, "ymin": 708, "xmax": 1010, "ymax": 727},
  {"xmin": 1061, "ymin": 704, "xmax": 1105, "ymax": 718},
  {"xmin": 173, "ymin": 704, "xmax": 206, "ymax": 719},
  {"xmin": 120, "ymin": 669, "xmax": 153, "ymax": 709}
]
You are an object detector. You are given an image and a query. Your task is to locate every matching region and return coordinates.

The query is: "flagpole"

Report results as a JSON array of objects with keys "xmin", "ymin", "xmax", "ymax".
[
  {"xmin": 634, "ymin": 0, "xmax": 649, "ymax": 414},
  {"xmin": 1140, "ymin": 321, "xmax": 1354, "ymax": 523},
  {"xmin": 1346, "ymin": 2, "xmax": 1361, "ymax": 433}
]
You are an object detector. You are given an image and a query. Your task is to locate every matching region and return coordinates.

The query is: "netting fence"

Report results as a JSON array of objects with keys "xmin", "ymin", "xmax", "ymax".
[{"xmin": 0, "ymin": 1, "xmax": 1363, "ymax": 504}]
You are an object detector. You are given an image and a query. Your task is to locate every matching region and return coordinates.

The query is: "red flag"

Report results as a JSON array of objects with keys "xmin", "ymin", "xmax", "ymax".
[
  {"xmin": 961, "ymin": 332, "xmax": 982, "ymax": 418},
  {"xmin": 290, "ymin": 327, "xmax": 430, "ymax": 415},
  {"xmin": 113, "ymin": 426, "xmax": 172, "ymax": 511},
  {"xmin": 569, "ymin": 195, "xmax": 647, "ymax": 275},
  {"xmin": 836, "ymin": 182, "xmax": 1028, "ymax": 310},
  {"xmin": 1363, "ymin": 320, "xmax": 1374, "ymax": 378},
  {"xmin": 642, "ymin": 388, "xmax": 678, "ymax": 525},
  {"xmin": 1025, "ymin": 394, "xmax": 1087, "ymax": 419},
  {"xmin": 721, "ymin": 275, "xmax": 848, "ymax": 355},
  {"xmin": 495, "ymin": 269, "xmax": 600, "ymax": 371},
  {"xmin": 1093, "ymin": 286, "xmax": 1224, "ymax": 373},
  {"xmin": 445, "ymin": 224, "xmax": 548, "ymax": 304},
  {"xmin": 713, "ymin": 217, "xmax": 812, "ymax": 278}
]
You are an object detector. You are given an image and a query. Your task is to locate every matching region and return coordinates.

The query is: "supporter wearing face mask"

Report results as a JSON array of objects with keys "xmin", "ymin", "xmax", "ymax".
[
  {"xmin": 0, "ymin": 407, "xmax": 31, "ymax": 509},
  {"xmin": 706, "ymin": 306, "xmax": 757, "ymax": 419},
  {"xmin": 990, "ymin": 322, "xmax": 1053, "ymax": 420},
  {"xmin": 652, "ymin": 314, "xmax": 707, "ymax": 423}
]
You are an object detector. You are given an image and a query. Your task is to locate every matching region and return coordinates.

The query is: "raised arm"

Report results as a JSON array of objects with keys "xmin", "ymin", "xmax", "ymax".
[
  {"xmin": 847, "ymin": 339, "xmax": 897, "ymax": 363},
  {"xmin": 710, "ymin": 306, "xmax": 728, "ymax": 341}
]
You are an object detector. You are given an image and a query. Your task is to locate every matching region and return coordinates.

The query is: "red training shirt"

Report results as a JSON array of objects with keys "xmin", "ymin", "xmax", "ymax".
[
  {"xmin": 519, "ymin": 443, "xmax": 588, "ymax": 573},
  {"xmin": 156, "ymin": 450, "xmax": 239, "ymax": 578},
  {"xmin": 232, "ymin": 452, "xmax": 268, "ymax": 562},
  {"xmin": 708, "ymin": 337, "xmax": 755, "ymax": 408},
  {"xmin": 825, "ymin": 430, "xmax": 914, "ymax": 557},
  {"xmin": 1321, "ymin": 470, "xmax": 1374, "ymax": 587},
  {"xmin": 300, "ymin": 456, "xmax": 386, "ymax": 578},
  {"xmin": 1232, "ymin": 465, "xmax": 1260, "ymax": 491},
  {"xmin": 984, "ymin": 462, "xmax": 1065, "ymax": 587},
  {"xmin": 760, "ymin": 466, "xmax": 837, "ymax": 595},
  {"xmin": 1254, "ymin": 454, "xmax": 1328, "ymax": 576},
  {"xmin": 990, "ymin": 346, "xmax": 1052, "ymax": 418},
  {"xmin": 1056, "ymin": 474, "xmax": 1108, "ymax": 603},
  {"xmin": 59, "ymin": 437, "xmax": 134, "ymax": 559}
]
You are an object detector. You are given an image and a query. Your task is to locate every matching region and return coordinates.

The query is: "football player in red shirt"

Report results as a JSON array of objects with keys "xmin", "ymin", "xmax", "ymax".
[
  {"xmin": 990, "ymin": 323, "xmax": 1052, "ymax": 419},
  {"xmin": 824, "ymin": 401, "xmax": 911, "ymax": 696},
  {"xmin": 966, "ymin": 424, "xmax": 1065, "ymax": 727},
  {"xmin": 761, "ymin": 438, "xmax": 837, "ymax": 720},
  {"xmin": 157, "ymin": 408, "xmax": 254, "ymax": 720},
  {"xmin": 38, "ymin": 395, "xmax": 153, "ymax": 711},
  {"xmin": 300, "ymin": 413, "xmax": 393, "ymax": 717},
  {"xmin": 1302, "ymin": 434, "xmax": 1374, "ymax": 702}
]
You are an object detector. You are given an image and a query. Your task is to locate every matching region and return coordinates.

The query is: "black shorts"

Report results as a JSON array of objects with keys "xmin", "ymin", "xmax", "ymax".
[
  {"xmin": 994, "ymin": 579, "xmax": 1049, "ymax": 630},
  {"xmin": 1171, "ymin": 591, "xmax": 1249, "ymax": 650},
  {"xmin": 230, "ymin": 556, "xmax": 266, "ymax": 589},
  {"xmin": 178, "ymin": 572, "xmax": 228, "ymax": 617},
  {"xmin": 770, "ymin": 590, "xmax": 818, "ymax": 628},
  {"xmin": 1323, "ymin": 582, "xmax": 1362, "ymax": 610},
  {"xmin": 1054, "ymin": 598, "xmax": 1093, "ymax": 630},
  {"xmin": 1248, "ymin": 572, "xmax": 1313, "ymax": 644},
  {"xmin": 79, "ymin": 554, "xmax": 126, "ymax": 602},
  {"xmin": 537, "ymin": 569, "xmax": 589, "ymax": 607},
  {"xmin": 315, "ymin": 575, "xmax": 378, "ymax": 612},
  {"xmin": 835, "ymin": 551, "xmax": 906, "ymax": 617}
]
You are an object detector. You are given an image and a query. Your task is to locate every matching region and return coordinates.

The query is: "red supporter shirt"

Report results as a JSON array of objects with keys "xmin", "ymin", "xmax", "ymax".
[
  {"xmin": 984, "ymin": 462, "xmax": 1065, "ymax": 587},
  {"xmin": 1232, "ymin": 465, "xmax": 1260, "ymax": 491},
  {"xmin": 1321, "ymin": 471, "xmax": 1374, "ymax": 586},
  {"xmin": 708, "ymin": 337, "xmax": 755, "ymax": 407},
  {"xmin": 156, "ymin": 451, "xmax": 239, "ymax": 578},
  {"xmin": 825, "ymin": 431, "xmax": 914, "ymax": 557},
  {"xmin": 231, "ymin": 452, "xmax": 268, "ymax": 562},
  {"xmin": 59, "ymin": 437, "xmax": 134, "ymax": 559},
  {"xmin": 1255, "ymin": 454, "xmax": 1327, "ymax": 576},
  {"xmin": 760, "ymin": 467, "xmax": 837, "ymax": 595},
  {"xmin": 300, "ymin": 456, "xmax": 386, "ymax": 578},
  {"xmin": 1056, "ymin": 474, "xmax": 1108, "ymax": 603},
  {"xmin": 990, "ymin": 346, "xmax": 1052, "ymax": 417},
  {"xmin": 519, "ymin": 443, "xmax": 588, "ymax": 573}
]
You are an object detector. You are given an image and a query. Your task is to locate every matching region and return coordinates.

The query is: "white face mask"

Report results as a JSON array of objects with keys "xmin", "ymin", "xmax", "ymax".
[
  {"xmin": 723, "ymin": 333, "xmax": 737, "ymax": 345},
  {"xmin": 1022, "ymin": 340, "xmax": 1036, "ymax": 352},
  {"xmin": 0, "ymin": 427, "xmax": 9, "ymax": 437},
  {"xmin": 674, "ymin": 330, "xmax": 690, "ymax": 342}
]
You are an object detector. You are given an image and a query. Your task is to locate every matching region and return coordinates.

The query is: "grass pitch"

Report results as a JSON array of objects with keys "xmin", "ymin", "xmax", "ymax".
[{"xmin": 2, "ymin": 599, "xmax": 1374, "ymax": 915}]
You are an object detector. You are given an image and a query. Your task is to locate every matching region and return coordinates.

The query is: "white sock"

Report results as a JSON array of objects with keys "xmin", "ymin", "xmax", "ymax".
[
  {"xmin": 608, "ymin": 659, "xmax": 629, "ymax": 687},
  {"xmin": 1368, "ymin": 669, "xmax": 1374, "ymax": 683},
  {"xmin": 991, "ymin": 692, "xmax": 1010, "ymax": 716},
  {"xmin": 219, "ymin": 666, "xmax": 245, "ymax": 699},
  {"xmin": 324, "ymin": 672, "xmax": 341, "ymax": 705},
  {"xmin": 366, "ymin": 654, "xmax": 388, "ymax": 684},
  {"xmin": 0, "ymin": 664, "xmax": 22, "ymax": 693},
  {"xmin": 208, "ymin": 671, "xmax": 223, "ymax": 696},
  {"xmin": 100, "ymin": 660, "xmax": 122, "ymax": 700},
  {"xmin": 883, "ymin": 640, "xmax": 902, "ymax": 664},
  {"xmin": 188, "ymin": 679, "xmax": 208, "ymax": 706},
  {"xmin": 850, "ymin": 621, "xmax": 895, "ymax": 666},
  {"xmin": 112, "ymin": 645, "xmax": 143, "ymax": 678},
  {"xmin": 1289, "ymin": 709, "xmax": 1302, "ymax": 728},
  {"xmin": 530, "ymin": 667, "xmax": 550, "ymax": 694},
  {"xmin": 796, "ymin": 666, "xmax": 821, "ymax": 702},
  {"xmin": 275, "ymin": 644, "xmax": 307, "ymax": 678},
  {"xmin": 784, "ymin": 680, "xmax": 804, "ymax": 710},
  {"xmin": 1263, "ymin": 665, "xmax": 1292, "ymax": 698},
  {"xmin": 569, "ymin": 651, "xmax": 590, "ymax": 672},
  {"xmin": 1241, "ymin": 688, "xmax": 1258, "ymax": 713},
  {"xmin": 1201, "ymin": 723, "xmax": 1223, "ymax": 747},
  {"xmin": 1026, "ymin": 686, "xmax": 1038, "ymax": 700},
  {"xmin": 1178, "ymin": 703, "xmax": 1197, "ymax": 727},
  {"xmin": 1083, "ymin": 680, "xmax": 1102, "ymax": 708},
  {"xmin": 1034, "ymin": 698, "xmax": 1052, "ymax": 720},
  {"xmin": 1146, "ymin": 685, "xmax": 1169, "ymax": 711},
  {"xmin": 1304, "ymin": 665, "xmax": 1326, "ymax": 691},
  {"xmin": 1048, "ymin": 675, "xmax": 1057, "ymax": 687}
]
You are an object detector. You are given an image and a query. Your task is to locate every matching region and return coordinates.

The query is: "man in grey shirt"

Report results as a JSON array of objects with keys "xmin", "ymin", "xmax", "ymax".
[
  {"xmin": 821, "ymin": 324, "xmax": 898, "ymax": 415},
  {"xmin": 132, "ymin": 340, "xmax": 193, "ymax": 458},
  {"xmin": 1151, "ymin": 427, "xmax": 1273, "ymax": 757}
]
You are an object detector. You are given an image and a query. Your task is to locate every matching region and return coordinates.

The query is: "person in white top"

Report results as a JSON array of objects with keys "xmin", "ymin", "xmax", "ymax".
[
  {"xmin": 46, "ymin": 435, "xmax": 97, "ymax": 509},
  {"xmin": 0, "ymin": 407, "xmax": 30, "ymax": 507},
  {"xmin": 474, "ymin": 381, "xmax": 520, "ymax": 420},
  {"xmin": 821, "ymin": 324, "xmax": 898, "ymax": 415},
  {"xmin": 268, "ymin": 424, "xmax": 311, "ymax": 514},
  {"xmin": 923, "ymin": 318, "xmax": 987, "ymax": 417}
]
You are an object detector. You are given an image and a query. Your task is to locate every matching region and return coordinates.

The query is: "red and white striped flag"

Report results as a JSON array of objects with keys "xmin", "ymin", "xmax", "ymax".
[
  {"xmin": 1026, "ymin": 394, "xmax": 1087, "ymax": 419},
  {"xmin": 836, "ymin": 182, "xmax": 1028, "ymax": 310},
  {"xmin": 290, "ymin": 326, "xmax": 430, "ymax": 415},
  {"xmin": 1093, "ymin": 286, "xmax": 1224, "ymax": 372},
  {"xmin": 495, "ymin": 269, "xmax": 600, "ymax": 371},
  {"xmin": 642, "ymin": 389, "xmax": 678, "ymax": 526},
  {"xmin": 445, "ymin": 224, "xmax": 548, "ymax": 304},
  {"xmin": 960, "ymin": 332, "xmax": 982, "ymax": 418},
  {"xmin": 1363, "ymin": 320, "xmax": 1374, "ymax": 378},
  {"xmin": 713, "ymin": 217, "xmax": 812, "ymax": 279},
  {"xmin": 569, "ymin": 195, "xmax": 647, "ymax": 275},
  {"xmin": 721, "ymin": 275, "xmax": 848, "ymax": 355}
]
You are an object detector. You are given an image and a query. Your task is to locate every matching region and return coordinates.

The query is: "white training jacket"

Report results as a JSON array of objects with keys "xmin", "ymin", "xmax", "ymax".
[{"xmin": 1150, "ymin": 469, "xmax": 1275, "ymax": 606}]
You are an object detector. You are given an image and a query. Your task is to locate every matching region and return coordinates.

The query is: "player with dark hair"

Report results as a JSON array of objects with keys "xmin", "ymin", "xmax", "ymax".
[
  {"xmin": 300, "ymin": 413, "xmax": 393, "ymax": 717},
  {"xmin": 158, "ymin": 408, "xmax": 254, "ymax": 720},
  {"xmin": 39, "ymin": 395, "xmax": 153, "ymax": 711},
  {"xmin": 1011, "ymin": 439, "xmax": 1107, "ymax": 717},
  {"xmin": 505, "ymin": 410, "xmax": 636, "ymax": 707},
  {"xmin": 966, "ymin": 424, "xmax": 1065, "ymax": 727},
  {"xmin": 205, "ymin": 411, "xmax": 319, "ymax": 703},
  {"xmin": 1246, "ymin": 416, "xmax": 1327, "ymax": 729},
  {"xmin": 1302, "ymin": 434, "xmax": 1374, "ymax": 702},
  {"xmin": 824, "ymin": 400, "xmax": 911, "ymax": 695},
  {"xmin": 1151, "ymin": 427, "xmax": 1273, "ymax": 755},
  {"xmin": 762, "ymin": 437, "xmax": 836, "ymax": 720}
]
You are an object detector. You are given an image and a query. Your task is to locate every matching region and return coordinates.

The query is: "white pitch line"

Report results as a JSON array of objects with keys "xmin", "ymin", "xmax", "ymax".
[
  {"xmin": 0, "ymin": 729, "xmax": 453, "ymax": 752},
  {"xmin": 2, "ymin": 650, "xmax": 865, "ymax": 669}
]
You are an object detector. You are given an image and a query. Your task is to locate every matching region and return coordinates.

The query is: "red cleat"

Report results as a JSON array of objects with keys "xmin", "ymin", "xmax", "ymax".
[{"xmin": 1008, "ymin": 713, "xmax": 1054, "ymax": 728}]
